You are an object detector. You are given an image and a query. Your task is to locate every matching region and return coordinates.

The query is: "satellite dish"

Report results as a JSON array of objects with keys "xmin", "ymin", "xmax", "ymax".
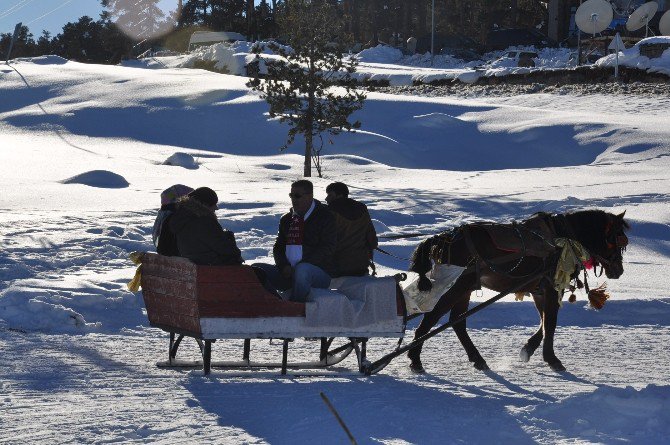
[
  {"xmin": 576, "ymin": 0, "xmax": 614, "ymax": 35},
  {"xmin": 626, "ymin": 2, "xmax": 658, "ymax": 35},
  {"xmin": 659, "ymin": 9, "xmax": 670, "ymax": 35}
]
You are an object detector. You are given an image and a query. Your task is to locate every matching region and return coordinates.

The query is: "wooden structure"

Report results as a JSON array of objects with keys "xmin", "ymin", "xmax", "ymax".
[{"xmin": 140, "ymin": 253, "xmax": 406, "ymax": 375}]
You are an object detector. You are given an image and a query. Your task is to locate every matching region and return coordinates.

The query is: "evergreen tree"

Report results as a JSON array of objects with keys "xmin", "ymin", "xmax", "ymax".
[
  {"xmin": 36, "ymin": 31, "xmax": 53, "ymax": 55},
  {"xmin": 52, "ymin": 16, "xmax": 106, "ymax": 62},
  {"xmin": 248, "ymin": 0, "xmax": 366, "ymax": 177}
]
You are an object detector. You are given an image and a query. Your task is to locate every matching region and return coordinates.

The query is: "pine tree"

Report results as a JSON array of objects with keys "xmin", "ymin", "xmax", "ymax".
[{"xmin": 247, "ymin": 0, "xmax": 366, "ymax": 178}]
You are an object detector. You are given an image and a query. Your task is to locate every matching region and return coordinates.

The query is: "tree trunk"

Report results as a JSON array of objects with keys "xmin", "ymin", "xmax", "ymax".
[
  {"xmin": 371, "ymin": 0, "xmax": 379, "ymax": 45},
  {"xmin": 351, "ymin": 0, "xmax": 360, "ymax": 42},
  {"xmin": 247, "ymin": 0, "xmax": 255, "ymax": 40},
  {"xmin": 304, "ymin": 58, "xmax": 315, "ymax": 178}
]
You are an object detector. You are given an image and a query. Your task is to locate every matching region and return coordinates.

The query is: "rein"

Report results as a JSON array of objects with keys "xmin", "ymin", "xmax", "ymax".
[
  {"xmin": 378, "ymin": 232, "xmax": 428, "ymax": 240},
  {"xmin": 375, "ymin": 246, "xmax": 410, "ymax": 261}
]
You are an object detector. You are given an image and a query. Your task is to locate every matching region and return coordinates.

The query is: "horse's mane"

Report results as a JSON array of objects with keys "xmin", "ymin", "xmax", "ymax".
[{"xmin": 537, "ymin": 210, "xmax": 630, "ymax": 253}]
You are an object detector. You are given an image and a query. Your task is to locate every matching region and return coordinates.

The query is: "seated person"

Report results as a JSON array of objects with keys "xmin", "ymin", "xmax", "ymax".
[
  {"xmin": 325, "ymin": 182, "xmax": 378, "ymax": 277},
  {"xmin": 169, "ymin": 187, "xmax": 243, "ymax": 266},
  {"xmin": 152, "ymin": 184, "xmax": 193, "ymax": 256},
  {"xmin": 253, "ymin": 180, "xmax": 336, "ymax": 302}
]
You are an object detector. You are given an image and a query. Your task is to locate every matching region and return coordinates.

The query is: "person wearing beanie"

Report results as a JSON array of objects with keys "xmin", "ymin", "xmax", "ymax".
[
  {"xmin": 169, "ymin": 187, "xmax": 243, "ymax": 266},
  {"xmin": 325, "ymin": 181, "xmax": 378, "ymax": 277},
  {"xmin": 153, "ymin": 184, "xmax": 194, "ymax": 256}
]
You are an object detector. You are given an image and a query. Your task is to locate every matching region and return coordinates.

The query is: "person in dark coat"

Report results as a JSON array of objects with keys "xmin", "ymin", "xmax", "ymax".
[
  {"xmin": 253, "ymin": 180, "xmax": 336, "ymax": 302},
  {"xmin": 153, "ymin": 184, "xmax": 193, "ymax": 256},
  {"xmin": 169, "ymin": 187, "xmax": 243, "ymax": 266},
  {"xmin": 326, "ymin": 182, "xmax": 378, "ymax": 277}
]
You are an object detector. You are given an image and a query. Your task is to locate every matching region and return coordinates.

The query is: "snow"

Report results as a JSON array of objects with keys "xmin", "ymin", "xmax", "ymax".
[
  {"xmin": 163, "ymin": 152, "xmax": 198, "ymax": 169},
  {"xmin": 127, "ymin": 38, "xmax": 670, "ymax": 88},
  {"xmin": 1, "ymin": 56, "xmax": 670, "ymax": 444},
  {"xmin": 596, "ymin": 36, "xmax": 670, "ymax": 76}
]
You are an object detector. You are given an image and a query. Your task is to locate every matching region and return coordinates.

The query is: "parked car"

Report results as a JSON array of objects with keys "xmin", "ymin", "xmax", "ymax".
[
  {"xmin": 415, "ymin": 33, "xmax": 485, "ymax": 60},
  {"xmin": 482, "ymin": 50, "xmax": 540, "ymax": 69},
  {"xmin": 486, "ymin": 28, "xmax": 556, "ymax": 51}
]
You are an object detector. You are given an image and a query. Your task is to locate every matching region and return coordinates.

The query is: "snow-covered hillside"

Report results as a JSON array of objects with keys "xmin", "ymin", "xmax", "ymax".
[{"xmin": 1, "ymin": 57, "xmax": 669, "ymax": 444}]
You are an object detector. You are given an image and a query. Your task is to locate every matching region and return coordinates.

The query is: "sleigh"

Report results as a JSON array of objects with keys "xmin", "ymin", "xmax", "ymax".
[{"xmin": 140, "ymin": 253, "xmax": 406, "ymax": 375}]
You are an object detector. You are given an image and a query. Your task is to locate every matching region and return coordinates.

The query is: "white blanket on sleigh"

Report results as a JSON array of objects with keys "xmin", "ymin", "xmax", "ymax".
[{"xmin": 304, "ymin": 276, "xmax": 398, "ymax": 328}]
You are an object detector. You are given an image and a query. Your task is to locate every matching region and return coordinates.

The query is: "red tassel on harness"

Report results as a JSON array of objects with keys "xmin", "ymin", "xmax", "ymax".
[
  {"xmin": 582, "ymin": 257, "xmax": 595, "ymax": 270},
  {"xmin": 588, "ymin": 283, "xmax": 609, "ymax": 310}
]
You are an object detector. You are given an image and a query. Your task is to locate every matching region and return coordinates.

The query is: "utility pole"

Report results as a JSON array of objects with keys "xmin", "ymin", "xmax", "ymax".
[
  {"xmin": 430, "ymin": 0, "xmax": 435, "ymax": 66},
  {"xmin": 5, "ymin": 22, "xmax": 22, "ymax": 64}
]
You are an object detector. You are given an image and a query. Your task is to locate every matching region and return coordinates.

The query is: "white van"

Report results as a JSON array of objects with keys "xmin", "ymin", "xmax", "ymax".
[{"xmin": 188, "ymin": 31, "xmax": 246, "ymax": 51}]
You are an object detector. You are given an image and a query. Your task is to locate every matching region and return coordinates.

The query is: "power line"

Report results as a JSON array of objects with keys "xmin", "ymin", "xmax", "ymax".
[
  {"xmin": 0, "ymin": 0, "xmax": 37, "ymax": 20},
  {"xmin": 25, "ymin": 0, "xmax": 76, "ymax": 27}
]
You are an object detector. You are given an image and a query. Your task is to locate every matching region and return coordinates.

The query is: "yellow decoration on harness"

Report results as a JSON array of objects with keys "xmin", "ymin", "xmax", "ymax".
[
  {"xmin": 553, "ymin": 238, "xmax": 590, "ymax": 294},
  {"xmin": 127, "ymin": 251, "xmax": 145, "ymax": 292}
]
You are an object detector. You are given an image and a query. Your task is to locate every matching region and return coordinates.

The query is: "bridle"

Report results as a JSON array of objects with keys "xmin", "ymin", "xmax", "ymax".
[{"xmin": 592, "ymin": 221, "xmax": 629, "ymax": 276}]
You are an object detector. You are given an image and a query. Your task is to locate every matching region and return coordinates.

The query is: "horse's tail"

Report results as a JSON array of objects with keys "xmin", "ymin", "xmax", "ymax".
[{"xmin": 409, "ymin": 236, "xmax": 439, "ymax": 292}]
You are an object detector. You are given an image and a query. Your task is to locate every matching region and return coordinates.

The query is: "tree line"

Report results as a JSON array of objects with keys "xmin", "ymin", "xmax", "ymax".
[{"xmin": 1, "ymin": 0, "xmax": 546, "ymax": 64}]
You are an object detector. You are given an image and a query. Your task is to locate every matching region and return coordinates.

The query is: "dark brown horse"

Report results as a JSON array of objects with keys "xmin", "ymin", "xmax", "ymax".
[{"xmin": 408, "ymin": 210, "xmax": 629, "ymax": 373}]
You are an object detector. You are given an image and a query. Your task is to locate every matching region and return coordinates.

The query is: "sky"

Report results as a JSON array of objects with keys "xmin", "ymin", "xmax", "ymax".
[{"xmin": 0, "ymin": 0, "xmax": 178, "ymax": 37}]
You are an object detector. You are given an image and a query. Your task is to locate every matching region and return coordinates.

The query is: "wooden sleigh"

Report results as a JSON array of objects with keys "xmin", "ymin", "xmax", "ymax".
[{"xmin": 140, "ymin": 253, "xmax": 407, "ymax": 375}]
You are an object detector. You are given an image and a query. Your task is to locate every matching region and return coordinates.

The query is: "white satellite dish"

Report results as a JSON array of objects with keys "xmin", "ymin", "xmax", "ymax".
[
  {"xmin": 575, "ymin": 0, "xmax": 614, "ymax": 36},
  {"xmin": 659, "ymin": 9, "xmax": 670, "ymax": 36},
  {"xmin": 626, "ymin": 1, "xmax": 658, "ymax": 37}
]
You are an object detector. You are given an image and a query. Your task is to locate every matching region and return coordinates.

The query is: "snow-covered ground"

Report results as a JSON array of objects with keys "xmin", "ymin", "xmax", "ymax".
[{"xmin": 1, "ymin": 57, "xmax": 669, "ymax": 444}]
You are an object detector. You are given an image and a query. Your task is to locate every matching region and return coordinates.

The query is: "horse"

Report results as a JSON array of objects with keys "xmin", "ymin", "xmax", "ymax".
[{"xmin": 407, "ymin": 210, "xmax": 630, "ymax": 373}]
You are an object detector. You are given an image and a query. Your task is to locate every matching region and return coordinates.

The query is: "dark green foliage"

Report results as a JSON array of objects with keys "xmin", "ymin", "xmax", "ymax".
[{"xmin": 247, "ymin": 1, "xmax": 366, "ymax": 177}]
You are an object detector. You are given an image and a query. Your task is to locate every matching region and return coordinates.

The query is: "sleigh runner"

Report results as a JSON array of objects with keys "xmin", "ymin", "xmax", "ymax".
[{"xmin": 139, "ymin": 252, "xmax": 406, "ymax": 375}]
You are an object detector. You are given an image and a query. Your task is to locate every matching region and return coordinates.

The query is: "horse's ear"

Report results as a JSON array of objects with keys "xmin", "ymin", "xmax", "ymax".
[{"xmin": 617, "ymin": 210, "xmax": 626, "ymax": 219}]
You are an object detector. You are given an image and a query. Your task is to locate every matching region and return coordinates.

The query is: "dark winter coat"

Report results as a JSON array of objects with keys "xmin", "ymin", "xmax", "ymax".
[
  {"xmin": 169, "ymin": 197, "xmax": 243, "ymax": 266},
  {"xmin": 273, "ymin": 200, "xmax": 337, "ymax": 276},
  {"xmin": 154, "ymin": 204, "xmax": 180, "ymax": 256},
  {"xmin": 328, "ymin": 197, "xmax": 378, "ymax": 277}
]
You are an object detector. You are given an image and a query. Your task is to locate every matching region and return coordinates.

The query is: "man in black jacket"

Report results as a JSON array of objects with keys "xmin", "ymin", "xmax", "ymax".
[
  {"xmin": 254, "ymin": 180, "xmax": 336, "ymax": 302},
  {"xmin": 169, "ymin": 187, "xmax": 243, "ymax": 266},
  {"xmin": 326, "ymin": 182, "xmax": 378, "ymax": 277}
]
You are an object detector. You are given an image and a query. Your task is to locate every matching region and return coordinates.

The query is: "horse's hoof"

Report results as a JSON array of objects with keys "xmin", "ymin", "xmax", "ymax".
[
  {"xmin": 473, "ymin": 360, "xmax": 489, "ymax": 371},
  {"xmin": 548, "ymin": 361, "xmax": 566, "ymax": 372},
  {"xmin": 409, "ymin": 361, "xmax": 425, "ymax": 374},
  {"xmin": 520, "ymin": 346, "xmax": 531, "ymax": 363}
]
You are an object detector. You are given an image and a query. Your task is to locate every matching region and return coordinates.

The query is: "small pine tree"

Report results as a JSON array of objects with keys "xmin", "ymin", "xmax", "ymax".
[{"xmin": 247, "ymin": 0, "xmax": 366, "ymax": 177}]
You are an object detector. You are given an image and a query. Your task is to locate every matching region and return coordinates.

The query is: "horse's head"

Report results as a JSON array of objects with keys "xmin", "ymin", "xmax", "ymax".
[
  {"xmin": 594, "ymin": 211, "xmax": 630, "ymax": 279},
  {"xmin": 564, "ymin": 210, "xmax": 630, "ymax": 279}
]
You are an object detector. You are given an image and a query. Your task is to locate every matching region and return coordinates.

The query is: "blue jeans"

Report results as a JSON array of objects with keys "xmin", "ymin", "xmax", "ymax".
[{"xmin": 251, "ymin": 262, "xmax": 331, "ymax": 302}]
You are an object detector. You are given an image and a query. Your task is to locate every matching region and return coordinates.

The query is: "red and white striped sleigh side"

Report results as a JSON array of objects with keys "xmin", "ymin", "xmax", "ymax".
[{"xmin": 140, "ymin": 253, "xmax": 406, "ymax": 375}]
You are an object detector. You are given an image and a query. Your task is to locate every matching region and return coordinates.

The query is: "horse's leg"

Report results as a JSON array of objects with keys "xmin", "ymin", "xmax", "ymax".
[
  {"xmin": 450, "ymin": 292, "xmax": 489, "ymax": 370},
  {"xmin": 407, "ymin": 274, "xmax": 476, "ymax": 373},
  {"xmin": 541, "ymin": 288, "xmax": 566, "ymax": 372},
  {"xmin": 408, "ymin": 308, "xmax": 445, "ymax": 373},
  {"xmin": 520, "ymin": 294, "xmax": 544, "ymax": 362}
]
